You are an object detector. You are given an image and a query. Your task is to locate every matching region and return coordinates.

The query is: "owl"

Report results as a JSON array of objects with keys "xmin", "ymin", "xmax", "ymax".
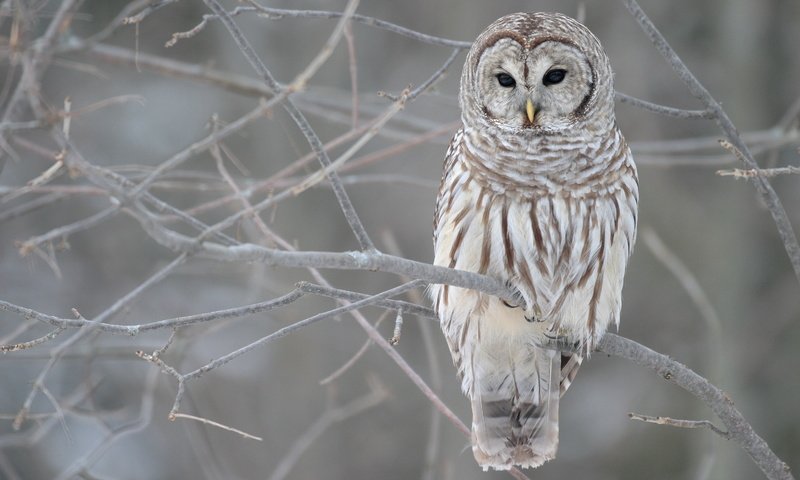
[{"xmin": 430, "ymin": 12, "xmax": 638, "ymax": 470}]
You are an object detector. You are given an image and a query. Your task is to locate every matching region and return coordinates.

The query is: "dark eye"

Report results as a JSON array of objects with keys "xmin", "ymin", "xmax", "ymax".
[
  {"xmin": 496, "ymin": 73, "xmax": 516, "ymax": 88},
  {"xmin": 543, "ymin": 69, "xmax": 567, "ymax": 86}
]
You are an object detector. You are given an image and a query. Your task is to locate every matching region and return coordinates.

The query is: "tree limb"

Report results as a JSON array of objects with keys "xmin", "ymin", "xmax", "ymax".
[{"xmin": 598, "ymin": 334, "xmax": 793, "ymax": 480}]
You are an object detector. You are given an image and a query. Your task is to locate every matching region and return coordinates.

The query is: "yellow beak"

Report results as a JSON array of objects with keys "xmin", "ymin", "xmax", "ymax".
[{"xmin": 526, "ymin": 99, "xmax": 536, "ymax": 124}]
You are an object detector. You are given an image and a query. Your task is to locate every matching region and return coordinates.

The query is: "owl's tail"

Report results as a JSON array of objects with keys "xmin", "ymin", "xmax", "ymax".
[{"xmin": 470, "ymin": 346, "xmax": 561, "ymax": 470}]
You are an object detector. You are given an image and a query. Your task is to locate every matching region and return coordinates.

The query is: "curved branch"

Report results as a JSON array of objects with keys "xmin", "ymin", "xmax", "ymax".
[{"xmin": 598, "ymin": 334, "xmax": 793, "ymax": 480}]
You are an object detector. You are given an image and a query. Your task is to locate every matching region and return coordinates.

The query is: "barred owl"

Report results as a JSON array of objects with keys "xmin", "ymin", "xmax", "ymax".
[{"xmin": 431, "ymin": 12, "xmax": 638, "ymax": 470}]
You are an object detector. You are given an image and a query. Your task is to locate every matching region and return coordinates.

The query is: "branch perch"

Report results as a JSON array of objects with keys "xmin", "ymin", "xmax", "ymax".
[{"xmin": 598, "ymin": 334, "xmax": 793, "ymax": 480}]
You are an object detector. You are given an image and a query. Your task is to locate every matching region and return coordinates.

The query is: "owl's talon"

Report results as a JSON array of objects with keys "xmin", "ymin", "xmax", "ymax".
[
  {"xmin": 502, "ymin": 299, "xmax": 518, "ymax": 309},
  {"xmin": 502, "ymin": 282, "xmax": 527, "ymax": 310},
  {"xmin": 501, "ymin": 287, "xmax": 526, "ymax": 309}
]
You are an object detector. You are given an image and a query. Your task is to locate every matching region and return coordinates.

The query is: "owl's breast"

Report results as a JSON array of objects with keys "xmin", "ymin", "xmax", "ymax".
[{"xmin": 433, "ymin": 150, "xmax": 637, "ymax": 346}]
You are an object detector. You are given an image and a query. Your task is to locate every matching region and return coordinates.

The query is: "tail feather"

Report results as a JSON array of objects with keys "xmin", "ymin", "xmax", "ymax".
[
  {"xmin": 559, "ymin": 352, "xmax": 584, "ymax": 397},
  {"xmin": 470, "ymin": 346, "xmax": 560, "ymax": 470}
]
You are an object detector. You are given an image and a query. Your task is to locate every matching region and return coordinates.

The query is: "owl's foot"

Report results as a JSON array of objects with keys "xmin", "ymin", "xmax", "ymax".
[
  {"xmin": 500, "ymin": 283, "xmax": 526, "ymax": 309},
  {"xmin": 500, "ymin": 287, "xmax": 543, "ymax": 323},
  {"xmin": 524, "ymin": 303, "xmax": 544, "ymax": 323},
  {"xmin": 501, "ymin": 298, "xmax": 518, "ymax": 309}
]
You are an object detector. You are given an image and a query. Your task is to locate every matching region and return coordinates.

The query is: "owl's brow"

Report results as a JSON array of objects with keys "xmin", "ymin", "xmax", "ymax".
[
  {"xmin": 526, "ymin": 36, "xmax": 579, "ymax": 51},
  {"xmin": 473, "ymin": 32, "xmax": 526, "ymax": 70}
]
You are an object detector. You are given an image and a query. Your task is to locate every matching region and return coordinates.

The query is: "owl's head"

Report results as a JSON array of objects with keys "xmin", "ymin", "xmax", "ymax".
[{"xmin": 460, "ymin": 12, "xmax": 615, "ymax": 134}]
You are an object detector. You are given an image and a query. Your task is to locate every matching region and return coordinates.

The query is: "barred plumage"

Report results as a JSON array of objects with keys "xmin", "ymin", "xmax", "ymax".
[{"xmin": 431, "ymin": 12, "xmax": 638, "ymax": 470}]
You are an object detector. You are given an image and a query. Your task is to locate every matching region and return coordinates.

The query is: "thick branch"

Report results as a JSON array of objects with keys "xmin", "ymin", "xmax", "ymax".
[
  {"xmin": 129, "ymin": 211, "xmax": 516, "ymax": 301},
  {"xmin": 598, "ymin": 334, "xmax": 793, "ymax": 480}
]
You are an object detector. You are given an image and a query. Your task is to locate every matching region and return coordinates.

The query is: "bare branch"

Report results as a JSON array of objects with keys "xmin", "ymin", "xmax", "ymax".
[
  {"xmin": 53, "ymin": 369, "xmax": 160, "ymax": 480},
  {"xmin": 180, "ymin": 280, "xmax": 425, "ymax": 382},
  {"xmin": 172, "ymin": 2, "xmax": 473, "ymax": 49},
  {"xmin": 622, "ymin": 0, "xmax": 800, "ymax": 284},
  {"xmin": 717, "ymin": 165, "xmax": 800, "ymax": 178},
  {"xmin": 628, "ymin": 412, "xmax": 729, "ymax": 439},
  {"xmin": 129, "ymin": 212, "xmax": 516, "ymax": 301},
  {"xmin": 0, "ymin": 327, "xmax": 66, "ymax": 353},
  {"xmin": 0, "ymin": 0, "xmax": 83, "ymax": 171},
  {"xmin": 388, "ymin": 309, "xmax": 404, "ymax": 345},
  {"xmin": 202, "ymin": 0, "xmax": 376, "ymax": 251},
  {"xmin": 85, "ymin": 43, "xmax": 272, "ymax": 97},
  {"xmin": 343, "ymin": 22, "xmax": 359, "ymax": 127},
  {"xmin": 129, "ymin": 98, "xmax": 281, "ymax": 197},
  {"xmin": 1, "ymin": 3, "xmax": 795, "ymax": 478},
  {"xmin": 12, "ymin": 253, "xmax": 188, "ymax": 430},
  {"xmin": 0, "ymin": 289, "xmax": 304, "ymax": 335},
  {"xmin": 598, "ymin": 334, "xmax": 793, "ymax": 480},
  {"xmin": 642, "ymin": 229, "xmax": 723, "ymax": 339},
  {"xmin": 170, "ymin": 413, "xmax": 263, "ymax": 442},
  {"xmin": 616, "ymin": 92, "xmax": 714, "ymax": 119},
  {"xmin": 319, "ymin": 311, "xmax": 391, "ymax": 385},
  {"xmin": 17, "ymin": 205, "xmax": 119, "ymax": 256},
  {"xmin": 268, "ymin": 382, "xmax": 387, "ymax": 480}
]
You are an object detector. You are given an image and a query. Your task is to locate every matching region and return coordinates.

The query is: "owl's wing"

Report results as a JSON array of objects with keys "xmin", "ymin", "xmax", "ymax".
[{"xmin": 433, "ymin": 129, "xmax": 464, "ymax": 245}]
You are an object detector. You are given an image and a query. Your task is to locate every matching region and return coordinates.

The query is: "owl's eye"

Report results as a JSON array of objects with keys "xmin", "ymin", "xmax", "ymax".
[
  {"xmin": 496, "ymin": 73, "xmax": 516, "ymax": 88},
  {"xmin": 543, "ymin": 69, "xmax": 567, "ymax": 86}
]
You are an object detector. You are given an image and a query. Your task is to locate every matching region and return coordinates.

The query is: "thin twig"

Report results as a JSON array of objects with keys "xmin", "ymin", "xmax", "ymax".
[
  {"xmin": 180, "ymin": 280, "xmax": 425, "ymax": 382},
  {"xmin": 0, "ymin": 327, "xmax": 66, "ymax": 352},
  {"xmin": 202, "ymin": 0, "xmax": 376, "ymax": 251},
  {"xmin": 0, "ymin": 0, "xmax": 83, "ymax": 170},
  {"xmin": 194, "ymin": 2, "xmax": 471, "ymax": 49},
  {"xmin": 12, "ymin": 253, "xmax": 189, "ymax": 430},
  {"xmin": 53, "ymin": 368, "xmax": 160, "ymax": 480},
  {"xmin": 130, "ymin": 98, "xmax": 281, "ymax": 197},
  {"xmin": 642, "ymin": 229, "xmax": 723, "ymax": 344},
  {"xmin": 343, "ymin": 21, "xmax": 358, "ymax": 127},
  {"xmin": 380, "ymin": 230, "xmax": 444, "ymax": 480},
  {"xmin": 267, "ymin": 382, "xmax": 386, "ymax": 480},
  {"xmin": 628, "ymin": 412, "xmax": 729, "ymax": 439},
  {"xmin": 642, "ymin": 228, "xmax": 725, "ymax": 477},
  {"xmin": 389, "ymin": 309, "xmax": 403, "ymax": 345},
  {"xmin": 318, "ymin": 311, "xmax": 391, "ymax": 386},
  {"xmin": 0, "ymin": 289, "xmax": 305, "ymax": 335},
  {"xmin": 615, "ymin": 92, "xmax": 714, "ymax": 119},
  {"xmin": 170, "ymin": 413, "xmax": 263, "ymax": 441},
  {"xmin": 717, "ymin": 165, "xmax": 800, "ymax": 178},
  {"xmin": 0, "ymin": 283, "xmax": 435, "ymax": 336},
  {"xmin": 17, "ymin": 205, "xmax": 119, "ymax": 256}
]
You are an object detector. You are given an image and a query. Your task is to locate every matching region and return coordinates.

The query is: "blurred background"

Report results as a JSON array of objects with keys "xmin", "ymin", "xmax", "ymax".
[{"xmin": 1, "ymin": 0, "xmax": 798, "ymax": 479}]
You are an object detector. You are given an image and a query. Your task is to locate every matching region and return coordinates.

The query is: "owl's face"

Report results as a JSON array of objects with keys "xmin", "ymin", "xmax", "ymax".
[
  {"xmin": 475, "ymin": 39, "xmax": 594, "ymax": 131},
  {"xmin": 461, "ymin": 13, "xmax": 614, "ymax": 135}
]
